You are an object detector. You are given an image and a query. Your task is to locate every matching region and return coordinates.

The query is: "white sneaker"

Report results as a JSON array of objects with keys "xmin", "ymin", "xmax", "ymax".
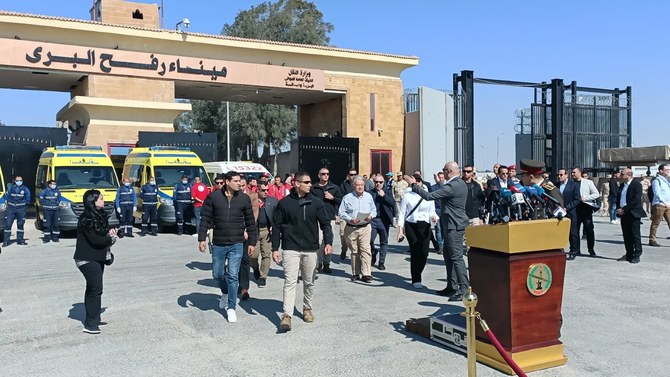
[
  {"xmin": 192, "ymin": 234, "xmax": 198, "ymax": 237},
  {"xmin": 219, "ymin": 294, "xmax": 228, "ymax": 310},
  {"xmin": 226, "ymin": 308, "xmax": 237, "ymax": 323},
  {"xmin": 413, "ymin": 282, "xmax": 425, "ymax": 289}
]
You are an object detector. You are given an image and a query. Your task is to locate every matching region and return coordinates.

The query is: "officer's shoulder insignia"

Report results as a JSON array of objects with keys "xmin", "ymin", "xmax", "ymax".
[{"xmin": 542, "ymin": 181, "xmax": 556, "ymax": 190}]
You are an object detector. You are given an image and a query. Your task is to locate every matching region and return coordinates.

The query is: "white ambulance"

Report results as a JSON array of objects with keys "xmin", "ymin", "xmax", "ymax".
[{"xmin": 203, "ymin": 161, "xmax": 273, "ymax": 182}]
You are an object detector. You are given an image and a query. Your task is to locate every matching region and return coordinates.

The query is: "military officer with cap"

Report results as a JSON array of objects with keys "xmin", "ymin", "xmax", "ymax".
[
  {"xmin": 39, "ymin": 179, "xmax": 62, "ymax": 243},
  {"xmin": 518, "ymin": 159, "xmax": 564, "ymax": 219}
]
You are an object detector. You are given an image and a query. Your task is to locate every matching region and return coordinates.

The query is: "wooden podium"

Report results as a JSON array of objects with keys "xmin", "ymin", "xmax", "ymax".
[{"xmin": 465, "ymin": 219, "xmax": 570, "ymax": 375}]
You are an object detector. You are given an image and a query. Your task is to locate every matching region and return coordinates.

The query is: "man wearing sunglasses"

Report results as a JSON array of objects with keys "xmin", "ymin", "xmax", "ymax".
[
  {"xmin": 368, "ymin": 174, "xmax": 396, "ymax": 270},
  {"xmin": 310, "ymin": 168, "xmax": 343, "ymax": 274},
  {"xmin": 272, "ymin": 171, "xmax": 333, "ymax": 331}
]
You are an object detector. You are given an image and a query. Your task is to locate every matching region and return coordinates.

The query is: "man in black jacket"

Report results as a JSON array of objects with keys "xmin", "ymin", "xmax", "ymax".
[
  {"xmin": 608, "ymin": 170, "xmax": 621, "ymax": 224},
  {"xmin": 616, "ymin": 168, "xmax": 646, "ymax": 263},
  {"xmin": 198, "ymin": 171, "xmax": 257, "ymax": 323},
  {"xmin": 272, "ymin": 171, "xmax": 333, "ymax": 331},
  {"xmin": 310, "ymin": 167, "xmax": 343, "ymax": 274},
  {"xmin": 369, "ymin": 174, "xmax": 396, "ymax": 270}
]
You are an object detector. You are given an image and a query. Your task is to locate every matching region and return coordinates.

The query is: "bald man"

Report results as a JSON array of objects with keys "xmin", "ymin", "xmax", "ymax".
[{"xmin": 404, "ymin": 161, "xmax": 469, "ymax": 301}]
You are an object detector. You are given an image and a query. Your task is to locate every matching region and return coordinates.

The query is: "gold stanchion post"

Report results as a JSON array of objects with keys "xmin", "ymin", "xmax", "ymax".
[{"xmin": 462, "ymin": 287, "xmax": 479, "ymax": 377}]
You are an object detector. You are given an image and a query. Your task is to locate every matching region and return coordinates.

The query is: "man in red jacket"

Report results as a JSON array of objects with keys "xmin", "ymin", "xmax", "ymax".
[
  {"xmin": 191, "ymin": 176, "xmax": 209, "ymax": 237},
  {"xmin": 268, "ymin": 175, "xmax": 288, "ymax": 200}
]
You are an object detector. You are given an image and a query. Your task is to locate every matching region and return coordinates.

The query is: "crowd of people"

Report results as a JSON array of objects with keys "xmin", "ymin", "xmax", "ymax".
[{"xmin": 3, "ymin": 160, "xmax": 669, "ymax": 334}]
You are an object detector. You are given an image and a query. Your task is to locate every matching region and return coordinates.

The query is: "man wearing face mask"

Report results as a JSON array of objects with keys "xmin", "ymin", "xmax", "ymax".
[
  {"xmin": 115, "ymin": 178, "xmax": 137, "ymax": 238},
  {"xmin": 3, "ymin": 175, "xmax": 31, "ymax": 246},
  {"xmin": 39, "ymin": 179, "xmax": 62, "ymax": 243},
  {"xmin": 140, "ymin": 176, "xmax": 159, "ymax": 237},
  {"xmin": 173, "ymin": 175, "xmax": 192, "ymax": 236}
]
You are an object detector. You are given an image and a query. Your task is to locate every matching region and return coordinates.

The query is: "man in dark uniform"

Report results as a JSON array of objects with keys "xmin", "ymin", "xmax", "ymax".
[
  {"xmin": 116, "ymin": 177, "xmax": 137, "ymax": 238},
  {"xmin": 518, "ymin": 159, "xmax": 565, "ymax": 219},
  {"xmin": 3, "ymin": 175, "xmax": 30, "ymax": 246},
  {"xmin": 369, "ymin": 174, "xmax": 396, "ymax": 270},
  {"xmin": 140, "ymin": 176, "xmax": 159, "ymax": 236},
  {"xmin": 39, "ymin": 179, "xmax": 62, "ymax": 243},
  {"xmin": 173, "ymin": 174, "xmax": 192, "ymax": 236}
]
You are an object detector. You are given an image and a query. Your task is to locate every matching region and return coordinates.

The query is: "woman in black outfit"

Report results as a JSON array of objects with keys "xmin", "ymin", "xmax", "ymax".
[{"xmin": 74, "ymin": 189, "xmax": 118, "ymax": 334}]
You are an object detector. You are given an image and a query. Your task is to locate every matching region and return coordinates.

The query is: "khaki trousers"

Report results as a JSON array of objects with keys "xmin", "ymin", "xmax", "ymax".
[
  {"xmin": 281, "ymin": 250, "xmax": 317, "ymax": 316},
  {"xmin": 251, "ymin": 227, "xmax": 272, "ymax": 279},
  {"xmin": 339, "ymin": 219, "xmax": 348, "ymax": 253},
  {"xmin": 649, "ymin": 204, "xmax": 670, "ymax": 243},
  {"xmin": 344, "ymin": 224, "xmax": 372, "ymax": 276}
]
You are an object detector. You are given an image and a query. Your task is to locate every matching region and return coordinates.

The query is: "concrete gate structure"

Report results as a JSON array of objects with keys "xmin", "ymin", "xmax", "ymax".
[{"xmin": 0, "ymin": 0, "xmax": 418, "ymax": 176}]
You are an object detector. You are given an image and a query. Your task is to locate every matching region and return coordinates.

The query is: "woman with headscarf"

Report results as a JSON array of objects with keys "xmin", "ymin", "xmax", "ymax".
[{"xmin": 73, "ymin": 189, "xmax": 118, "ymax": 334}]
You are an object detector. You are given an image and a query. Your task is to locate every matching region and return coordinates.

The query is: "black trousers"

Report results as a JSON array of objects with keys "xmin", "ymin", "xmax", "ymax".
[
  {"xmin": 78, "ymin": 261, "xmax": 105, "ymax": 328},
  {"xmin": 406, "ymin": 221, "xmax": 431, "ymax": 283},
  {"xmin": 576, "ymin": 203, "xmax": 595, "ymax": 252},
  {"xmin": 141, "ymin": 205, "xmax": 158, "ymax": 233},
  {"xmin": 621, "ymin": 214, "xmax": 643, "ymax": 260}
]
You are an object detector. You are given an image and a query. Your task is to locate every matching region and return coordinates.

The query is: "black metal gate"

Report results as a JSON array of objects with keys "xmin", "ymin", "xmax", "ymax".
[
  {"xmin": 297, "ymin": 136, "xmax": 358, "ymax": 183},
  {"xmin": 453, "ymin": 71, "xmax": 631, "ymax": 177},
  {"xmin": 0, "ymin": 126, "xmax": 68, "ymax": 201}
]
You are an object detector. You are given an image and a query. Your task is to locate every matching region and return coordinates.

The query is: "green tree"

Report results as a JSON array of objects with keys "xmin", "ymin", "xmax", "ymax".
[{"xmin": 177, "ymin": 0, "xmax": 333, "ymax": 170}]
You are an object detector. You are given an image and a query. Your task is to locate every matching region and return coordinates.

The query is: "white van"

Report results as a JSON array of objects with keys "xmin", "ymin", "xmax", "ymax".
[{"xmin": 203, "ymin": 161, "xmax": 273, "ymax": 182}]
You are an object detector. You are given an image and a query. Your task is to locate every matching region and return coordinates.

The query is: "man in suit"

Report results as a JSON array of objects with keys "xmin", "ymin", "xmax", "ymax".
[
  {"xmin": 485, "ymin": 165, "xmax": 515, "ymax": 222},
  {"xmin": 560, "ymin": 168, "xmax": 583, "ymax": 260},
  {"xmin": 608, "ymin": 170, "xmax": 621, "ymax": 224},
  {"xmin": 369, "ymin": 174, "xmax": 396, "ymax": 270},
  {"xmin": 404, "ymin": 161, "xmax": 469, "ymax": 301},
  {"xmin": 616, "ymin": 168, "xmax": 646, "ymax": 264}
]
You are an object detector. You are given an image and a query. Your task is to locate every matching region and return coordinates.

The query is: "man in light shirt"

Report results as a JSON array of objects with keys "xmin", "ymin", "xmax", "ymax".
[
  {"xmin": 574, "ymin": 166, "xmax": 600, "ymax": 257},
  {"xmin": 616, "ymin": 168, "xmax": 646, "ymax": 263},
  {"xmin": 648, "ymin": 164, "xmax": 670, "ymax": 247},
  {"xmin": 338, "ymin": 176, "xmax": 377, "ymax": 282}
]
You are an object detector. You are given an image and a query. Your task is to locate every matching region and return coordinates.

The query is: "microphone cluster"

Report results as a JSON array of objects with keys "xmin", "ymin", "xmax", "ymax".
[{"xmin": 485, "ymin": 183, "xmax": 565, "ymax": 224}]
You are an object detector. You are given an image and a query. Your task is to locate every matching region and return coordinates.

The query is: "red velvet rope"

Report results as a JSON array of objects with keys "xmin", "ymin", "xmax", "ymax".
[{"xmin": 484, "ymin": 329, "xmax": 528, "ymax": 377}]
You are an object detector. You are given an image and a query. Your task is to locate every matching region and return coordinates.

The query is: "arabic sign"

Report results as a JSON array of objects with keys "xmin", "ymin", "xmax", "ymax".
[{"xmin": 0, "ymin": 38, "xmax": 325, "ymax": 90}]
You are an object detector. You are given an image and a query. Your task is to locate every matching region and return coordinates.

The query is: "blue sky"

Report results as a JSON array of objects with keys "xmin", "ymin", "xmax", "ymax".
[{"xmin": 1, "ymin": 0, "xmax": 667, "ymax": 169}]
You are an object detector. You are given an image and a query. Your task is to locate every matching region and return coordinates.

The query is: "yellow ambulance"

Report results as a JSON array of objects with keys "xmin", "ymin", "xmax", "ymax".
[
  {"xmin": 35, "ymin": 146, "xmax": 120, "ymax": 231},
  {"xmin": 122, "ymin": 146, "xmax": 211, "ymax": 231}
]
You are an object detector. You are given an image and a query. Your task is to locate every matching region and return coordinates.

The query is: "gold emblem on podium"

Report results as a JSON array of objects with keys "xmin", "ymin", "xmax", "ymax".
[{"xmin": 527, "ymin": 263, "xmax": 552, "ymax": 296}]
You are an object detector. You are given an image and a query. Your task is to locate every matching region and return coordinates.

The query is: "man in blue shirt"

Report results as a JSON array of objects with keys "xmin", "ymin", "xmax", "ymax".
[
  {"xmin": 648, "ymin": 164, "xmax": 670, "ymax": 247},
  {"xmin": 39, "ymin": 179, "xmax": 62, "ymax": 243},
  {"xmin": 3, "ymin": 175, "xmax": 30, "ymax": 246}
]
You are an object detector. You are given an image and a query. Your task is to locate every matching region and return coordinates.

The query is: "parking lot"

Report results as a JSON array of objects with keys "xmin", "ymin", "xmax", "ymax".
[{"xmin": 1, "ymin": 216, "xmax": 669, "ymax": 377}]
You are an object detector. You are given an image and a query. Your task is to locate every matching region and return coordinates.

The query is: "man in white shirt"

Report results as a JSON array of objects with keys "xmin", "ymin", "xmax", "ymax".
[
  {"xmin": 573, "ymin": 166, "xmax": 600, "ymax": 256},
  {"xmin": 338, "ymin": 176, "xmax": 377, "ymax": 282}
]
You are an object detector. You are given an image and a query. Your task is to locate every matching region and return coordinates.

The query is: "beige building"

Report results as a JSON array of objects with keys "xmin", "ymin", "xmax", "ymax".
[{"xmin": 0, "ymin": 0, "xmax": 418, "ymax": 175}]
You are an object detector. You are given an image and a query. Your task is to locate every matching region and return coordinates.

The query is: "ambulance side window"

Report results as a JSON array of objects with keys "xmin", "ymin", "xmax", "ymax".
[
  {"xmin": 36, "ymin": 165, "xmax": 48, "ymax": 189},
  {"xmin": 129, "ymin": 165, "xmax": 143, "ymax": 188}
]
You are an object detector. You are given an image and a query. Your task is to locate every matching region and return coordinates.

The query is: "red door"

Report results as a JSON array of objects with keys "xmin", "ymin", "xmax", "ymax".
[{"xmin": 370, "ymin": 149, "xmax": 392, "ymax": 175}]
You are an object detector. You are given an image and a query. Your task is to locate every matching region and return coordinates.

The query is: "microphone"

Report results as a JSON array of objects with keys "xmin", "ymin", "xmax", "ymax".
[{"xmin": 509, "ymin": 185, "xmax": 527, "ymax": 220}]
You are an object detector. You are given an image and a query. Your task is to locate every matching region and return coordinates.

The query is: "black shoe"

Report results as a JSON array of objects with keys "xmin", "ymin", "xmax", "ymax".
[
  {"xmin": 649, "ymin": 241, "xmax": 661, "ymax": 247},
  {"xmin": 43, "ymin": 239, "xmax": 50, "ymax": 244},
  {"xmin": 17, "ymin": 241, "xmax": 27, "ymax": 245},
  {"xmin": 151, "ymin": 232, "xmax": 158, "ymax": 236},
  {"xmin": 436, "ymin": 288, "xmax": 457, "ymax": 297},
  {"xmin": 258, "ymin": 278, "xmax": 267, "ymax": 287},
  {"xmin": 616, "ymin": 255, "xmax": 629, "ymax": 262},
  {"xmin": 126, "ymin": 233, "xmax": 134, "ymax": 238},
  {"xmin": 378, "ymin": 263, "xmax": 386, "ymax": 271},
  {"xmin": 2, "ymin": 242, "xmax": 8, "ymax": 247},
  {"xmin": 448, "ymin": 294, "xmax": 463, "ymax": 302},
  {"xmin": 98, "ymin": 321, "xmax": 108, "ymax": 327},
  {"xmin": 436, "ymin": 248, "xmax": 443, "ymax": 255},
  {"xmin": 567, "ymin": 253, "xmax": 577, "ymax": 260},
  {"xmin": 239, "ymin": 289, "xmax": 250, "ymax": 300},
  {"xmin": 630, "ymin": 257, "xmax": 640, "ymax": 264},
  {"xmin": 53, "ymin": 239, "xmax": 60, "ymax": 243},
  {"xmin": 82, "ymin": 326, "xmax": 101, "ymax": 334},
  {"xmin": 118, "ymin": 234, "xmax": 124, "ymax": 239},
  {"xmin": 322, "ymin": 263, "xmax": 332, "ymax": 274},
  {"xmin": 361, "ymin": 275, "xmax": 373, "ymax": 283},
  {"xmin": 371, "ymin": 256, "xmax": 377, "ymax": 266},
  {"xmin": 588, "ymin": 250, "xmax": 597, "ymax": 257},
  {"xmin": 316, "ymin": 263, "xmax": 323, "ymax": 273},
  {"xmin": 432, "ymin": 241, "xmax": 440, "ymax": 251},
  {"xmin": 177, "ymin": 231, "xmax": 183, "ymax": 236},
  {"xmin": 253, "ymin": 268, "xmax": 261, "ymax": 281},
  {"xmin": 350, "ymin": 274, "xmax": 360, "ymax": 282},
  {"xmin": 140, "ymin": 232, "xmax": 146, "ymax": 237}
]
